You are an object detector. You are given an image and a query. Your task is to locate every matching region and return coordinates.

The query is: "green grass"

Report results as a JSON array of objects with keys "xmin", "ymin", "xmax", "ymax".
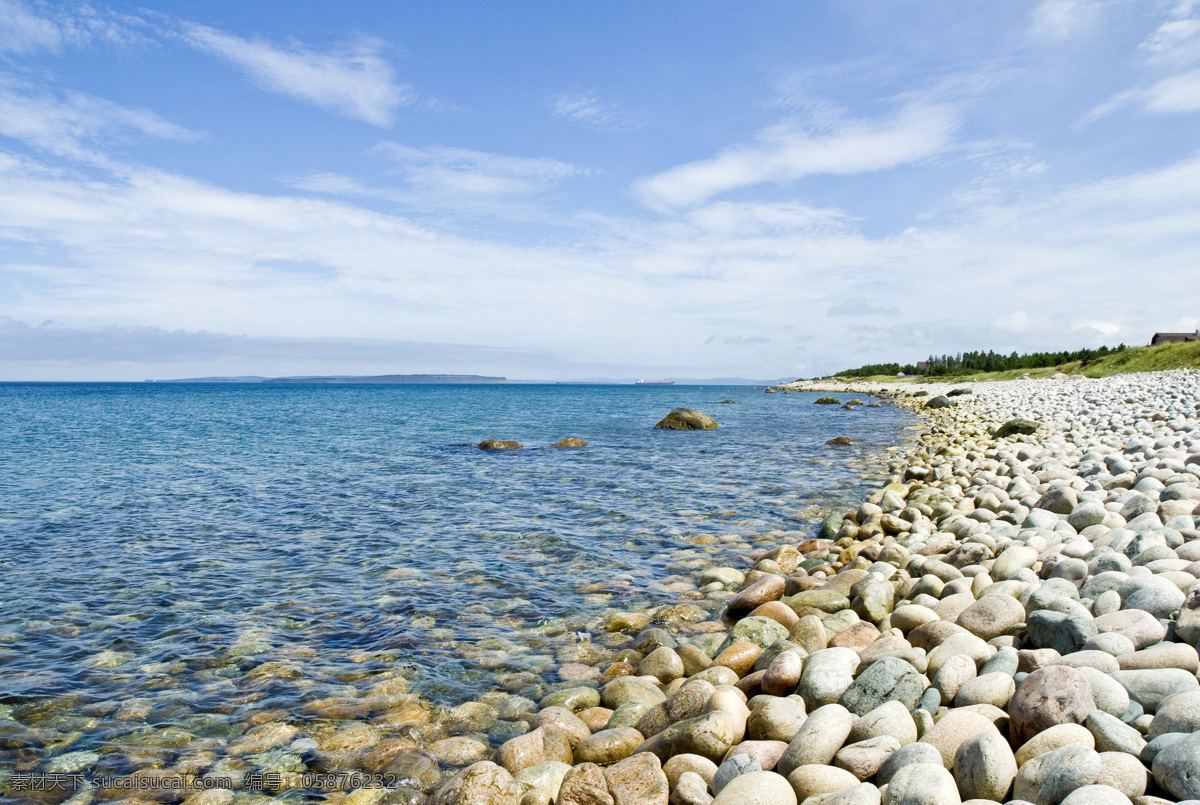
[{"xmin": 821, "ymin": 341, "xmax": 1200, "ymax": 384}]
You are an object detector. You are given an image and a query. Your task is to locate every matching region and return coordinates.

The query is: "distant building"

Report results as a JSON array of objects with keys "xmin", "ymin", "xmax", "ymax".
[
  {"xmin": 916, "ymin": 361, "xmax": 931, "ymax": 371},
  {"xmin": 1151, "ymin": 330, "xmax": 1200, "ymax": 346}
]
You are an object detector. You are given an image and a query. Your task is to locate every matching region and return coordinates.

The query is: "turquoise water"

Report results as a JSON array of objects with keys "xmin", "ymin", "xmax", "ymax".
[{"xmin": 0, "ymin": 382, "xmax": 914, "ymax": 789}]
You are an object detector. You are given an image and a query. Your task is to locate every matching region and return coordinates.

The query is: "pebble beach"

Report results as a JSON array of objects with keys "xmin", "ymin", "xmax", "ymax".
[{"xmin": 428, "ymin": 370, "xmax": 1200, "ymax": 805}]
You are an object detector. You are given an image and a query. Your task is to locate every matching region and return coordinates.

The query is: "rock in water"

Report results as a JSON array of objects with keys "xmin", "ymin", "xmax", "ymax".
[
  {"xmin": 815, "ymin": 397, "xmax": 840, "ymax": 405},
  {"xmin": 479, "ymin": 440, "xmax": 523, "ymax": 450},
  {"xmin": 550, "ymin": 438, "xmax": 588, "ymax": 448},
  {"xmin": 827, "ymin": 437, "xmax": 855, "ymax": 446},
  {"xmin": 654, "ymin": 408, "xmax": 719, "ymax": 430}
]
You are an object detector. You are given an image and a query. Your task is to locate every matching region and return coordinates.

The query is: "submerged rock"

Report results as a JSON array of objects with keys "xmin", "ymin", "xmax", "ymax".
[
  {"xmin": 827, "ymin": 437, "xmax": 856, "ymax": 446},
  {"xmin": 655, "ymin": 408, "xmax": 719, "ymax": 430},
  {"xmin": 479, "ymin": 439, "xmax": 523, "ymax": 450},
  {"xmin": 550, "ymin": 438, "xmax": 588, "ymax": 448}
]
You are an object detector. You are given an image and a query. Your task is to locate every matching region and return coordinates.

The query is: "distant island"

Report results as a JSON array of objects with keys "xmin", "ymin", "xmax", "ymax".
[{"xmin": 149, "ymin": 374, "xmax": 508, "ymax": 384}]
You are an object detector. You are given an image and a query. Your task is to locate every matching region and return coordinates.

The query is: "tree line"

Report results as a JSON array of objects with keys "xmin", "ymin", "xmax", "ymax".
[{"xmin": 834, "ymin": 344, "xmax": 1127, "ymax": 378}]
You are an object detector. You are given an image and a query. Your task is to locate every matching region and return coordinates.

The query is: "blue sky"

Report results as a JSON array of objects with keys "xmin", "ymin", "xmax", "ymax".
[{"xmin": 2, "ymin": 0, "xmax": 1199, "ymax": 381}]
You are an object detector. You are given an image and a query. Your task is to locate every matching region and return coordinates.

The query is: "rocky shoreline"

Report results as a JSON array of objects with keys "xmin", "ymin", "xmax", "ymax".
[{"xmin": 427, "ymin": 370, "xmax": 1200, "ymax": 805}]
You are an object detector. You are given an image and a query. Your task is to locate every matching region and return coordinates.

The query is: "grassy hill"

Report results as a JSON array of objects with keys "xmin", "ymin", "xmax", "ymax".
[{"xmin": 825, "ymin": 340, "xmax": 1200, "ymax": 384}]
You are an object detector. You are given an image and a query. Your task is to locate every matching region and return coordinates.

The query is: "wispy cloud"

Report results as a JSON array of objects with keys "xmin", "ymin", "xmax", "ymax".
[
  {"xmin": 0, "ymin": 0, "xmax": 60, "ymax": 54},
  {"xmin": 1080, "ymin": 3, "xmax": 1200, "ymax": 123},
  {"xmin": 1029, "ymin": 0, "xmax": 1101, "ymax": 41},
  {"xmin": 372, "ymin": 142, "xmax": 588, "ymax": 197},
  {"xmin": 0, "ymin": 73, "xmax": 199, "ymax": 163},
  {"xmin": 180, "ymin": 22, "xmax": 411, "ymax": 126},
  {"xmin": 547, "ymin": 91, "xmax": 636, "ymax": 131},
  {"xmin": 826, "ymin": 299, "xmax": 900, "ymax": 318},
  {"xmin": 0, "ymin": 1, "xmax": 151, "ymax": 55},
  {"xmin": 633, "ymin": 104, "xmax": 958, "ymax": 211}
]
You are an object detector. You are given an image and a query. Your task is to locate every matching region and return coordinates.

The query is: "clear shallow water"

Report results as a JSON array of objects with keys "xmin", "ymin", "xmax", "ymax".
[{"xmin": 0, "ymin": 383, "xmax": 915, "ymax": 787}]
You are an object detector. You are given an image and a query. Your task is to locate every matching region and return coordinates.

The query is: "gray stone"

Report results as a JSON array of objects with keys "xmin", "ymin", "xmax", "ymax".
[
  {"xmin": 712, "ymin": 753, "xmax": 760, "ymax": 795},
  {"xmin": 838, "ymin": 657, "xmax": 928, "ymax": 716},
  {"xmin": 1038, "ymin": 744, "xmax": 1102, "ymax": 805},
  {"xmin": 776, "ymin": 703, "xmax": 854, "ymax": 777},
  {"xmin": 1110, "ymin": 669, "xmax": 1199, "ymax": 712},
  {"xmin": 1151, "ymin": 730, "xmax": 1200, "ymax": 800},
  {"xmin": 832, "ymin": 735, "xmax": 900, "ymax": 781},
  {"xmin": 1077, "ymin": 666, "xmax": 1131, "ymax": 717},
  {"xmin": 1060, "ymin": 786, "xmax": 1132, "ymax": 805},
  {"xmin": 811, "ymin": 783, "xmax": 881, "ymax": 805},
  {"xmin": 1069, "ymin": 501, "xmax": 1109, "ymax": 531},
  {"xmin": 747, "ymin": 695, "xmax": 807, "ymax": 743},
  {"xmin": 1094, "ymin": 610, "xmax": 1166, "ymax": 650},
  {"xmin": 1086, "ymin": 710, "xmax": 1147, "ymax": 755},
  {"xmin": 709, "ymin": 770, "xmax": 797, "ymax": 805},
  {"xmin": 669, "ymin": 771, "xmax": 713, "ymax": 805},
  {"xmin": 1147, "ymin": 691, "xmax": 1200, "ymax": 739},
  {"xmin": 956, "ymin": 594, "xmax": 1025, "ymax": 641},
  {"xmin": 797, "ymin": 648, "xmax": 860, "ymax": 711},
  {"xmin": 1037, "ymin": 487, "xmax": 1079, "ymax": 515},
  {"xmin": 875, "ymin": 742, "xmax": 944, "ymax": 787},
  {"xmin": 881, "ymin": 762, "xmax": 960, "ymax": 805},
  {"xmin": 1025, "ymin": 610, "xmax": 1098, "ymax": 656},
  {"xmin": 848, "ymin": 700, "xmax": 917, "ymax": 747},
  {"xmin": 953, "ymin": 729, "xmax": 1017, "ymax": 803}
]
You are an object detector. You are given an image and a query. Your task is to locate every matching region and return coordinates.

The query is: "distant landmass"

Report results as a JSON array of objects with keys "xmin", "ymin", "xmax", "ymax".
[{"xmin": 150, "ymin": 374, "xmax": 508, "ymax": 384}]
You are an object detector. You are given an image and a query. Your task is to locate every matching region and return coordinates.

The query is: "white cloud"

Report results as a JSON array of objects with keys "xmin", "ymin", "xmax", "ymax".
[
  {"xmin": 1141, "ymin": 16, "xmax": 1200, "ymax": 65},
  {"xmin": 1142, "ymin": 67, "xmax": 1200, "ymax": 112},
  {"xmin": 181, "ymin": 22, "xmax": 411, "ymax": 126},
  {"xmin": 0, "ymin": 0, "xmax": 60, "ymax": 53},
  {"xmin": 1029, "ymin": 0, "xmax": 1100, "ymax": 41},
  {"xmin": 0, "ymin": 74, "xmax": 199, "ymax": 163},
  {"xmin": 0, "ymin": 1, "xmax": 151, "ymax": 55},
  {"xmin": 547, "ymin": 91, "xmax": 636, "ymax": 131},
  {"xmin": 633, "ymin": 104, "xmax": 958, "ymax": 211},
  {"xmin": 372, "ymin": 142, "xmax": 588, "ymax": 197}
]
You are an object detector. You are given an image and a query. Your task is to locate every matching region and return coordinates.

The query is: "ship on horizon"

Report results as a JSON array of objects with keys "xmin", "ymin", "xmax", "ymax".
[{"xmin": 634, "ymin": 378, "xmax": 675, "ymax": 385}]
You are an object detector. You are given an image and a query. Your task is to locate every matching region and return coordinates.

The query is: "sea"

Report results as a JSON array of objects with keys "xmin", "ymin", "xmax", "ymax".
[{"xmin": 0, "ymin": 382, "xmax": 916, "ymax": 793}]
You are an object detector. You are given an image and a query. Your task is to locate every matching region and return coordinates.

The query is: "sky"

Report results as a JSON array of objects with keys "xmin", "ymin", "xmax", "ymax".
[{"xmin": 2, "ymin": 0, "xmax": 1200, "ymax": 381}]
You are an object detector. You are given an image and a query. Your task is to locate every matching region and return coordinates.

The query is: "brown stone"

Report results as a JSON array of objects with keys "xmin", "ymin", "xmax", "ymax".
[
  {"xmin": 749, "ymin": 601, "xmax": 800, "ymax": 629},
  {"xmin": 603, "ymin": 751, "xmax": 669, "ymax": 805},
  {"xmin": 556, "ymin": 762, "xmax": 615, "ymax": 805},
  {"xmin": 828, "ymin": 621, "xmax": 881, "ymax": 649},
  {"xmin": 1008, "ymin": 665, "xmax": 1096, "ymax": 746},
  {"xmin": 479, "ymin": 440, "xmax": 523, "ymax": 450},
  {"xmin": 919, "ymin": 709, "xmax": 1001, "ymax": 770},
  {"xmin": 761, "ymin": 650, "xmax": 803, "ymax": 697},
  {"xmin": 432, "ymin": 761, "xmax": 519, "ymax": 805},
  {"xmin": 724, "ymin": 739, "xmax": 789, "ymax": 771},
  {"xmin": 573, "ymin": 727, "xmax": 644, "ymax": 766},
  {"xmin": 578, "ymin": 707, "xmax": 615, "ymax": 732},
  {"xmin": 535, "ymin": 707, "xmax": 591, "ymax": 747},
  {"xmin": 600, "ymin": 661, "xmax": 638, "ymax": 684},
  {"xmin": 735, "ymin": 669, "xmax": 766, "ymax": 697},
  {"xmin": 713, "ymin": 642, "xmax": 762, "ymax": 677},
  {"xmin": 726, "ymin": 574, "xmax": 786, "ymax": 617},
  {"xmin": 497, "ymin": 725, "xmax": 573, "ymax": 775}
]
